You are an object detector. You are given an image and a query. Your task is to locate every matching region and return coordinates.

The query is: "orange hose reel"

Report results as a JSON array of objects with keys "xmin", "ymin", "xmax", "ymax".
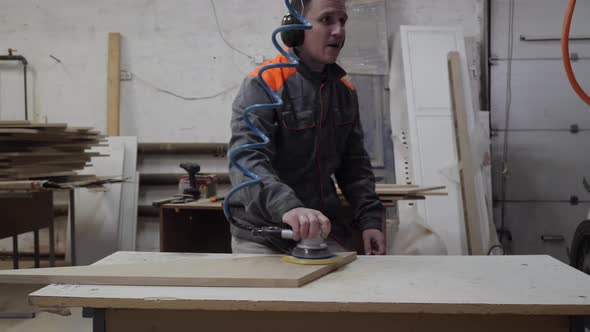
[{"xmin": 562, "ymin": 0, "xmax": 590, "ymax": 107}]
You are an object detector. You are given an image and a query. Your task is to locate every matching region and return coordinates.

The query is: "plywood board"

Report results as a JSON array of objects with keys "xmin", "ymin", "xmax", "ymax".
[
  {"xmin": 116, "ymin": 137, "xmax": 139, "ymax": 251},
  {"xmin": 26, "ymin": 253, "xmax": 590, "ymax": 315},
  {"xmin": 0, "ymin": 252, "xmax": 356, "ymax": 288},
  {"xmin": 70, "ymin": 138, "xmax": 124, "ymax": 265}
]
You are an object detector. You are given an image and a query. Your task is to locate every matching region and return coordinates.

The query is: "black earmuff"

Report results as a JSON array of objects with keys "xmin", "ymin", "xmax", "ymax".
[{"xmin": 280, "ymin": 14, "xmax": 304, "ymax": 48}]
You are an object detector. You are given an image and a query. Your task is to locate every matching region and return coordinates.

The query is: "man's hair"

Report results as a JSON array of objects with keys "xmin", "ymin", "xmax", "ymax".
[{"xmin": 290, "ymin": 0, "xmax": 311, "ymax": 16}]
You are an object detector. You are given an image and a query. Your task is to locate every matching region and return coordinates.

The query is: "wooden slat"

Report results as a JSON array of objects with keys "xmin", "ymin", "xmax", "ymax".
[
  {"xmin": 0, "ymin": 121, "xmax": 67, "ymax": 128},
  {"xmin": 0, "ymin": 171, "xmax": 78, "ymax": 179},
  {"xmin": 0, "ymin": 252, "xmax": 357, "ymax": 288},
  {"xmin": 0, "ymin": 152, "xmax": 102, "ymax": 159},
  {"xmin": 375, "ymin": 184, "xmax": 418, "ymax": 188},
  {"xmin": 448, "ymin": 51, "xmax": 485, "ymax": 255},
  {"xmin": 0, "ymin": 128, "xmax": 40, "ymax": 134},
  {"xmin": 0, "ymin": 180, "xmax": 48, "ymax": 190},
  {"xmin": 0, "ymin": 164, "xmax": 87, "ymax": 173},
  {"xmin": 107, "ymin": 32, "xmax": 121, "ymax": 136},
  {"xmin": 337, "ymin": 184, "xmax": 447, "ymax": 196}
]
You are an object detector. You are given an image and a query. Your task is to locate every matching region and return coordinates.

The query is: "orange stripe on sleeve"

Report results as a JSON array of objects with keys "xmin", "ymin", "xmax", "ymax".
[
  {"xmin": 249, "ymin": 54, "xmax": 297, "ymax": 92},
  {"xmin": 340, "ymin": 77, "xmax": 356, "ymax": 91}
]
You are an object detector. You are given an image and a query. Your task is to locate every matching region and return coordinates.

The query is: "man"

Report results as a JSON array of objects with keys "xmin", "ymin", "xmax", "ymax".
[{"xmin": 227, "ymin": 0, "xmax": 385, "ymax": 255}]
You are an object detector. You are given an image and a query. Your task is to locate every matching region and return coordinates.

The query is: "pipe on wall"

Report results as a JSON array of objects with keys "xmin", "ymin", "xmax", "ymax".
[
  {"xmin": 482, "ymin": 0, "xmax": 490, "ymax": 112},
  {"xmin": 0, "ymin": 52, "xmax": 29, "ymax": 120},
  {"xmin": 138, "ymin": 143, "xmax": 227, "ymax": 156}
]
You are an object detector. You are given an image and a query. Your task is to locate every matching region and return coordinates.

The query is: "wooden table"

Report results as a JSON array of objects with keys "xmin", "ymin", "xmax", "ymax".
[
  {"xmin": 159, "ymin": 200, "xmax": 374, "ymax": 254},
  {"xmin": 0, "ymin": 190, "xmax": 55, "ymax": 269},
  {"xmin": 28, "ymin": 251, "xmax": 590, "ymax": 332},
  {"xmin": 0, "ymin": 188, "xmax": 79, "ymax": 268},
  {"xmin": 159, "ymin": 195, "xmax": 416, "ymax": 254},
  {"xmin": 159, "ymin": 199, "xmax": 232, "ymax": 253}
]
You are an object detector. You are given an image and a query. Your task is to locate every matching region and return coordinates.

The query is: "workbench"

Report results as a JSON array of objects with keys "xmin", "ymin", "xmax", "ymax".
[
  {"xmin": 28, "ymin": 251, "xmax": 590, "ymax": 332},
  {"xmin": 158, "ymin": 193, "xmax": 414, "ymax": 254},
  {"xmin": 0, "ymin": 188, "xmax": 79, "ymax": 268},
  {"xmin": 160, "ymin": 199, "xmax": 379, "ymax": 254},
  {"xmin": 0, "ymin": 190, "xmax": 57, "ymax": 269},
  {"xmin": 159, "ymin": 199, "xmax": 232, "ymax": 253}
]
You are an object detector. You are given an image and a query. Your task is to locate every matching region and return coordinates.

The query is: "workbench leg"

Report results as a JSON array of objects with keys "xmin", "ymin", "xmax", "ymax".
[
  {"xmin": 69, "ymin": 189, "xmax": 76, "ymax": 266},
  {"xmin": 48, "ymin": 215, "xmax": 55, "ymax": 267},
  {"xmin": 33, "ymin": 230, "xmax": 40, "ymax": 268},
  {"xmin": 82, "ymin": 308, "xmax": 105, "ymax": 332},
  {"xmin": 12, "ymin": 235, "xmax": 18, "ymax": 269},
  {"xmin": 1, "ymin": 200, "xmax": 36, "ymax": 319},
  {"xmin": 569, "ymin": 316, "xmax": 587, "ymax": 332}
]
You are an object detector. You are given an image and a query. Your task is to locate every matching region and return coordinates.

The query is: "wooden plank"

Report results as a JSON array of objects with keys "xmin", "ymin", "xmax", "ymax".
[
  {"xmin": 64, "ymin": 127, "xmax": 95, "ymax": 132},
  {"xmin": 0, "ymin": 135, "xmax": 102, "ymax": 142},
  {"xmin": 0, "ymin": 171, "xmax": 77, "ymax": 180},
  {"xmin": 375, "ymin": 184, "xmax": 419, "ymax": 188},
  {"xmin": 337, "ymin": 185, "xmax": 446, "ymax": 196},
  {"xmin": 0, "ymin": 252, "xmax": 357, "ymax": 288},
  {"xmin": 163, "ymin": 193, "xmax": 428, "ymax": 210},
  {"xmin": 107, "ymin": 32, "xmax": 121, "ymax": 136},
  {"xmin": 0, "ymin": 121, "xmax": 67, "ymax": 128},
  {"xmin": 0, "ymin": 164, "xmax": 87, "ymax": 175},
  {"xmin": 0, "ymin": 120, "xmax": 31, "ymax": 126},
  {"xmin": 0, "ymin": 128, "xmax": 40, "ymax": 134},
  {"xmin": 0, "ymin": 152, "xmax": 102, "ymax": 159},
  {"xmin": 27, "ymin": 253, "xmax": 590, "ymax": 315},
  {"xmin": 0, "ymin": 180, "xmax": 48, "ymax": 190},
  {"xmin": 447, "ymin": 51, "xmax": 487, "ymax": 255},
  {"xmin": 3, "ymin": 157, "xmax": 93, "ymax": 166}
]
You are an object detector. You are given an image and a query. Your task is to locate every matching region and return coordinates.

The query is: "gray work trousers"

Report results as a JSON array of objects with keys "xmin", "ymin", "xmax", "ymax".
[{"xmin": 231, "ymin": 236, "xmax": 348, "ymax": 254}]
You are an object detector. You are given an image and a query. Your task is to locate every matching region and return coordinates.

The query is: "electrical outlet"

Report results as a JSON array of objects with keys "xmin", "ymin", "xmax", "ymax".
[{"xmin": 120, "ymin": 70, "xmax": 133, "ymax": 81}]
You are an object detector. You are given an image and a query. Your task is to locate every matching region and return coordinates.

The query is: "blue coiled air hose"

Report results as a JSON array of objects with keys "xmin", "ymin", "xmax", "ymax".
[{"xmin": 223, "ymin": 0, "xmax": 311, "ymax": 241}]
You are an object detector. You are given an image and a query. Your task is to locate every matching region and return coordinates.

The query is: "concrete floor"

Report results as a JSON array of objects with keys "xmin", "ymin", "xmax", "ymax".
[{"xmin": 0, "ymin": 256, "xmax": 90, "ymax": 332}]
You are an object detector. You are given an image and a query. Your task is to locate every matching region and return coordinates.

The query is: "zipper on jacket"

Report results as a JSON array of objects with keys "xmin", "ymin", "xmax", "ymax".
[{"xmin": 316, "ymin": 83, "xmax": 325, "ymax": 209}]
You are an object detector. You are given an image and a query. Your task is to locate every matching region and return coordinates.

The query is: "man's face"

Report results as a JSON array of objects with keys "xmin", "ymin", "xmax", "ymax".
[{"xmin": 299, "ymin": 0, "xmax": 347, "ymax": 66}]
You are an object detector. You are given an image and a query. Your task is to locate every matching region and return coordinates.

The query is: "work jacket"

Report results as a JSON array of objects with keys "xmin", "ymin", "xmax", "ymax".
[{"xmin": 228, "ymin": 49, "xmax": 384, "ymax": 252}]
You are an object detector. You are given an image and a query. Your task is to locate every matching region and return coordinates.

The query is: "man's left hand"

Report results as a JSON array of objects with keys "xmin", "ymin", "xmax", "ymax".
[{"xmin": 362, "ymin": 229, "xmax": 385, "ymax": 255}]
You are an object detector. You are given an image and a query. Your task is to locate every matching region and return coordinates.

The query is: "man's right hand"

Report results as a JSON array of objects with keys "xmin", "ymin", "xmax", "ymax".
[{"xmin": 282, "ymin": 207, "xmax": 331, "ymax": 241}]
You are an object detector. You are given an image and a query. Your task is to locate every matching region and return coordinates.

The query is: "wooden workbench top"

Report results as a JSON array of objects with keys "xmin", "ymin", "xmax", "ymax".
[
  {"xmin": 28, "ymin": 251, "xmax": 590, "ymax": 316},
  {"xmin": 162, "ymin": 195, "xmax": 421, "ymax": 210},
  {"xmin": 163, "ymin": 198, "xmax": 224, "ymax": 210}
]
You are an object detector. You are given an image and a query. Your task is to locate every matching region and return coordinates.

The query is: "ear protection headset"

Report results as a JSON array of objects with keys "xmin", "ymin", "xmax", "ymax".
[
  {"xmin": 280, "ymin": 0, "xmax": 346, "ymax": 50},
  {"xmin": 280, "ymin": 2, "xmax": 305, "ymax": 48}
]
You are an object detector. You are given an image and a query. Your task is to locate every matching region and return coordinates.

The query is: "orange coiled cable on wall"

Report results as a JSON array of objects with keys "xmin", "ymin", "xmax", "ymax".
[{"xmin": 562, "ymin": 0, "xmax": 590, "ymax": 107}]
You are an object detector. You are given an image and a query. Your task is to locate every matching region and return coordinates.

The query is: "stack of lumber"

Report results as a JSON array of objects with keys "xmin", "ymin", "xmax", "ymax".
[
  {"xmin": 0, "ymin": 121, "xmax": 107, "ymax": 181},
  {"xmin": 337, "ymin": 184, "xmax": 446, "ymax": 206},
  {"xmin": 375, "ymin": 184, "xmax": 446, "ymax": 197}
]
